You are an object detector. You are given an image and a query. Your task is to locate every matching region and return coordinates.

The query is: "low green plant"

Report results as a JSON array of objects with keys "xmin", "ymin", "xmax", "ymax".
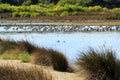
[
  {"xmin": 0, "ymin": 51, "xmax": 31, "ymax": 62},
  {"xmin": 30, "ymin": 12, "xmax": 39, "ymax": 17},
  {"xmin": 18, "ymin": 52, "xmax": 31, "ymax": 62},
  {"xmin": 60, "ymin": 11, "xmax": 69, "ymax": 16},
  {"xmin": 88, "ymin": 6, "xmax": 103, "ymax": 12}
]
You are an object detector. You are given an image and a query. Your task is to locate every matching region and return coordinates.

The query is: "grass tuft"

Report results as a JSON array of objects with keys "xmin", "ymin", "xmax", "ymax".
[
  {"xmin": 0, "ymin": 39, "xmax": 18, "ymax": 54},
  {"xmin": 0, "ymin": 38, "xmax": 74, "ymax": 72},
  {"xmin": 76, "ymin": 48, "xmax": 120, "ymax": 80},
  {"xmin": 18, "ymin": 40, "xmax": 39, "ymax": 54},
  {"xmin": 47, "ymin": 49, "xmax": 74, "ymax": 72},
  {"xmin": 31, "ymin": 48, "xmax": 52, "ymax": 66}
]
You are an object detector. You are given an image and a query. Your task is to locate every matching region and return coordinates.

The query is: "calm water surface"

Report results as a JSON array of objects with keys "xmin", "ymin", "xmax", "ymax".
[{"xmin": 0, "ymin": 32, "xmax": 120, "ymax": 62}]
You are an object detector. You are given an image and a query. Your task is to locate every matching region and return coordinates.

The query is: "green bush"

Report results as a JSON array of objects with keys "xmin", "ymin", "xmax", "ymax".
[
  {"xmin": 18, "ymin": 53, "xmax": 31, "ymax": 62},
  {"xmin": 30, "ymin": 12, "xmax": 39, "ymax": 17},
  {"xmin": 111, "ymin": 8, "xmax": 120, "ymax": 12},
  {"xmin": 19, "ymin": 12, "xmax": 30, "ymax": 17},
  {"xmin": 0, "ymin": 4, "xmax": 13, "ymax": 13},
  {"xmin": 60, "ymin": 11, "xmax": 69, "ymax": 16},
  {"xmin": 45, "ymin": 10, "xmax": 55, "ymax": 16},
  {"xmin": 88, "ymin": 6, "xmax": 103, "ymax": 12}
]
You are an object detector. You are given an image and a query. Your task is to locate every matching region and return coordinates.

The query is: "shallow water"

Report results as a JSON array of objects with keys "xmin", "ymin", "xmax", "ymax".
[{"xmin": 0, "ymin": 32, "xmax": 120, "ymax": 62}]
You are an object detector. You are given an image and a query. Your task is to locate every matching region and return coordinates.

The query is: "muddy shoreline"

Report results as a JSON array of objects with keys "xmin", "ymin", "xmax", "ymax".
[{"xmin": 1, "ymin": 16, "xmax": 120, "ymax": 26}]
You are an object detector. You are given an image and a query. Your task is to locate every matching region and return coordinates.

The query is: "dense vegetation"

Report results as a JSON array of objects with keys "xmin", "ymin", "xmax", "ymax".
[
  {"xmin": 0, "ymin": 0, "xmax": 120, "ymax": 20},
  {"xmin": 0, "ymin": 3, "xmax": 120, "ymax": 19},
  {"xmin": 0, "ymin": 0, "xmax": 120, "ymax": 8}
]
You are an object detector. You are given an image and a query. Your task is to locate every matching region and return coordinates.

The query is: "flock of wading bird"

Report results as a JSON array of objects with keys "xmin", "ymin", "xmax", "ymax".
[{"xmin": 1, "ymin": 25, "xmax": 120, "ymax": 33}]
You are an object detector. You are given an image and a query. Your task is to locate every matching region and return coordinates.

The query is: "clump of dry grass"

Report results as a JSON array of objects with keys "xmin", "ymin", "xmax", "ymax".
[
  {"xmin": 47, "ymin": 49, "xmax": 74, "ymax": 72},
  {"xmin": 18, "ymin": 40, "xmax": 39, "ymax": 54},
  {"xmin": 31, "ymin": 48, "xmax": 52, "ymax": 66},
  {"xmin": 0, "ymin": 64, "xmax": 52, "ymax": 80},
  {"xmin": 76, "ymin": 48, "xmax": 120, "ymax": 80},
  {"xmin": 0, "ymin": 39, "xmax": 18, "ymax": 54},
  {"xmin": 0, "ymin": 38, "xmax": 74, "ymax": 72},
  {"xmin": 31, "ymin": 48, "xmax": 74, "ymax": 72}
]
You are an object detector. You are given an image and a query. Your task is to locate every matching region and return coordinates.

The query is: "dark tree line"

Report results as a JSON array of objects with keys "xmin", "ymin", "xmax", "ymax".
[{"xmin": 0, "ymin": 0, "xmax": 120, "ymax": 8}]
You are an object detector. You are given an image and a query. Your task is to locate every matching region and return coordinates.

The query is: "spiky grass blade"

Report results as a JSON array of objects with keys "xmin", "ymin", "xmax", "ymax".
[{"xmin": 76, "ymin": 48, "xmax": 120, "ymax": 80}]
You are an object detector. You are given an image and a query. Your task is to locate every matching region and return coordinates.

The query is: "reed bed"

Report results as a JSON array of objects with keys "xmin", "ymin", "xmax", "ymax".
[{"xmin": 76, "ymin": 48, "xmax": 120, "ymax": 80}]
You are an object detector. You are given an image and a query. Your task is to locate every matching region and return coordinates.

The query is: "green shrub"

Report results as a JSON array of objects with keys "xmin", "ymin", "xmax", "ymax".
[
  {"xmin": 111, "ymin": 8, "xmax": 120, "ymax": 12},
  {"xmin": 0, "ymin": 4, "xmax": 14, "ymax": 13},
  {"xmin": 88, "ymin": 6, "xmax": 103, "ymax": 12},
  {"xmin": 45, "ymin": 10, "xmax": 55, "ymax": 16},
  {"xmin": 72, "ymin": 11, "xmax": 78, "ymax": 15},
  {"xmin": 30, "ymin": 12, "xmax": 39, "ymax": 17},
  {"xmin": 19, "ymin": 12, "xmax": 30, "ymax": 17},
  {"xmin": 22, "ymin": 0, "xmax": 31, "ymax": 6},
  {"xmin": 18, "ymin": 52, "xmax": 31, "ymax": 62},
  {"xmin": 60, "ymin": 11, "xmax": 69, "ymax": 16},
  {"xmin": 12, "ymin": 12, "xmax": 19, "ymax": 17}
]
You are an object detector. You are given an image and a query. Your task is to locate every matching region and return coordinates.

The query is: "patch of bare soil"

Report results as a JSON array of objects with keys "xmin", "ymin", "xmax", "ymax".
[{"xmin": 0, "ymin": 60, "xmax": 85, "ymax": 80}]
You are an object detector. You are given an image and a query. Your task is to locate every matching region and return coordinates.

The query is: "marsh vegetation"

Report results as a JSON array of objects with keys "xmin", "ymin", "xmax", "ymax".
[{"xmin": 0, "ymin": 36, "xmax": 120, "ymax": 80}]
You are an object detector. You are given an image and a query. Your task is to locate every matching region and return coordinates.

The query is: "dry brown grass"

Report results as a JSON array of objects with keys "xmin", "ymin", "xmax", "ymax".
[
  {"xmin": 47, "ymin": 49, "xmax": 74, "ymax": 72},
  {"xmin": 31, "ymin": 48, "xmax": 52, "ymax": 66},
  {"xmin": 0, "ymin": 39, "xmax": 74, "ymax": 72},
  {"xmin": 17, "ymin": 40, "xmax": 39, "ymax": 54},
  {"xmin": 76, "ymin": 48, "xmax": 120, "ymax": 80},
  {"xmin": 0, "ymin": 64, "xmax": 53, "ymax": 80}
]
